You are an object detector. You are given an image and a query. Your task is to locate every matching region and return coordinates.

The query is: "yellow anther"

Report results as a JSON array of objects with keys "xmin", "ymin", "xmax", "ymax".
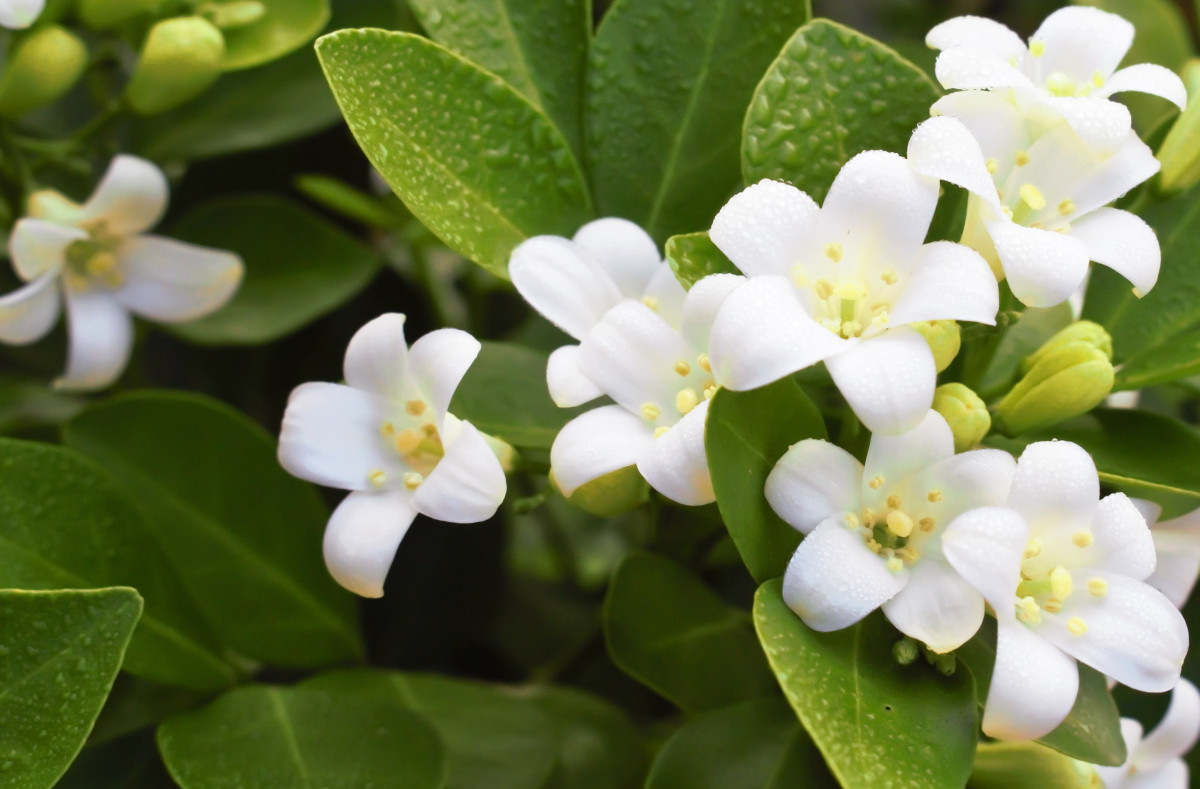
[
  {"xmin": 868, "ymin": 475, "xmax": 884, "ymax": 490},
  {"xmin": 985, "ymin": 158, "xmax": 998, "ymax": 175},
  {"xmin": 654, "ymin": 426, "xmax": 670, "ymax": 438},
  {"xmin": 820, "ymin": 317, "xmax": 842, "ymax": 333},
  {"xmin": 1072, "ymin": 530, "xmax": 1094, "ymax": 548},
  {"xmin": 814, "ymin": 279, "xmax": 834, "ymax": 300},
  {"xmin": 886, "ymin": 510, "xmax": 914, "ymax": 538},
  {"xmin": 406, "ymin": 399, "xmax": 427, "ymax": 416},
  {"xmin": 703, "ymin": 384, "xmax": 719, "ymax": 400},
  {"xmin": 840, "ymin": 320, "xmax": 863, "ymax": 338},
  {"xmin": 1019, "ymin": 184, "xmax": 1046, "ymax": 211},
  {"xmin": 834, "ymin": 278, "xmax": 867, "ymax": 300},
  {"xmin": 863, "ymin": 508, "xmax": 878, "ymax": 527},
  {"xmin": 1002, "ymin": 205, "xmax": 1014, "ymax": 219},
  {"xmin": 381, "ymin": 421, "xmax": 396, "ymax": 437},
  {"xmin": 1015, "ymin": 150, "xmax": 1031, "ymax": 167},
  {"xmin": 674, "ymin": 359, "xmax": 691, "ymax": 376},
  {"xmin": 886, "ymin": 555, "xmax": 904, "ymax": 573},
  {"xmin": 368, "ymin": 469, "xmax": 387, "ymax": 487},
  {"xmin": 642, "ymin": 295, "xmax": 660, "ymax": 311},
  {"xmin": 1046, "ymin": 71, "xmax": 1075, "ymax": 97},
  {"xmin": 1050, "ymin": 565, "xmax": 1073, "ymax": 601},
  {"xmin": 870, "ymin": 313, "xmax": 889, "ymax": 329},
  {"xmin": 824, "ymin": 241, "xmax": 844, "ymax": 262},
  {"xmin": 1016, "ymin": 596, "xmax": 1041, "ymax": 624},
  {"xmin": 1067, "ymin": 617, "xmax": 1088, "ymax": 636},
  {"xmin": 395, "ymin": 429, "xmax": 421, "ymax": 454},
  {"xmin": 845, "ymin": 512, "xmax": 860, "ymax": 529},
  {"xmin": 928, "ymin": 490, "xmax": 943, "ymax": 503},
  {"xmin": 1030, "ymin": 40, "xmax": 1045, "ymax": 58},
  {"xmin": 886, "ymin": 493, "xmax": 902, "ymax": 510},
  {"xmin": 1055, "ymin": 225, "xmax": 1071, "ymax": 234},
  {"xmin": 421, "ymin": 423, "xmax": 438, "ymax": 437},
  {"xmin": 1133, "ymin": 287, "xmax": 1145, "ymax": 299},
  {"xmin": 698, "ymin": 353, "xmax": 711, "ymax": 372},
  {"xmin": 896, "ymin": 546, "xmax": 920, "ymax": 564},
  {"xmin": 866, "ymin": 537, "xmax": 883, "ymax": 552},
  {"xmin": 1092, "ymin": 70, "xmax": 1105, "ymax": 88},
  {"xmin": 919, "ymin": 517, "xmax": 936, "ymax": 532},
  {"xmin": 675, "ymin": 387, "xmax": 699, "ymax": 415},
  {"xmin": 1058, "ymin": 199, "xmax": 1075, "ymax": 216},
  {"xmin": 1087, "ymin": 577, "xmax": 1108, "ymax": 598},
  {"xmin": 85, "ymin": 251, "xmax": 118, "ymax": 277},
  {"xmin": 403, "ymin": 472, "xmax": 424, "ymax": 490},
  {"xmin": 880, "ymin": 268, "xmax": 898, "ymax": 286},
  {"xmin": 1023, "ymin": 538, "xmax": 1042, "ymax": 559},
  {"xmin": 1043, "ymin": 599, "xmax": 1063, "ymax": 613},
  {"xmin": 641, "ymin": 403, "xmax": 661, "ymax": 421},
  {"xmin": 790, "ymin": 265, "xmax": 809, "ymax": 288}
]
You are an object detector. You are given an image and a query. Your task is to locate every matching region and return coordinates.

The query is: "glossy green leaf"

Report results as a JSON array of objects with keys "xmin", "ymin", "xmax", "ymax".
[
  {"xmin": 166, "ymin": 196, "xmax": 381, "ymax": 345},
  {"xmin": 317, "ymin": 29, "xmax": 592, "ymax": 277},
  {"xmin": 303, "ymin": 670, "xmax": 560, "ymax": 789},
  {"xmin": 157, "ymin": 686, "xmax": 445, "ymax": 789},
  {"xmin": 89, "ymin": 675, "xmax": 214, "ymax": 747},
  {"xmin": 0, "ymin": 439, "xmax": 235, "ymax": 691},
  {"xmin": 603, "ymin": 552, "xmax": 776, "ymax": 712},
  {"xmin": 450, "ymin": 342, "xmax": 586, "ymax": 449},
  {"xmin": 743, "ymin": 19, "xmax": 941, "ymax": 203},
  {"xmin": 221, "ymin": 0, "xmax": 331, "ymax": 70},
  {"xmin": 665, "ymin": 231, "xmax": 738, "ymax": 290},
  {"xmin": 645, "ymin": 697, "xmax": 834, "ymax": 789},
  {"xmin": 0, "ymin": 588, "xmax": 141, "ymax": 789},
  {"xmin": 706, "ymin": 378, "xmax": 826, "ymax": 583},
  {"xmin": 521, "ymin": 685, "xmax": 647, "ymax": 789},
  {"xmin": 63, "ymin": 391, "xmax": 361, "ymax": 668},
  {"xmin": 754, "ymin": 581, "xmax": 978, "ymax": 789},
  {"xmin": 587, "ymin": 0, "xmax": 810, "ymax": 242},
  {"xmin": 408, "ymin": 0, "xmax": 589, "ymax": 159}
]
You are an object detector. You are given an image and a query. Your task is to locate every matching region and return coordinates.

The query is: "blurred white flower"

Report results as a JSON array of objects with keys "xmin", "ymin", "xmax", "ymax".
[
  {"xmin": 1096, "ymin": 679, "xmax": 1200, "ymax": 789},
  {"xmin": 1131, "ymin": 498, "xmax": 1200, "ymax": 610},
  {"xmin": 0, "ymin": 0, "xmax": 43, "ymax": 28}
]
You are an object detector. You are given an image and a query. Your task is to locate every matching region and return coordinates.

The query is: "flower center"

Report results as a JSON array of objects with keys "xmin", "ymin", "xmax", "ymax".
[
  {"xmin": 64, "ymin": 237, "xmax": 124, "ymax": 292},
  {"xmin": 843, "ymin": 478, "xmax": 946, "ymax": 573},
  {"xmin": 789, "ymin": 267, "xmax": 895, "ymax": 339},
  {"xmin": 991, "ymin": 154, "xmax": 1076, "ymax": 232},
  {"xmin": 641, "ymin": 352, "xmax": 718, "ymax": 436},
  {"xmin": 1012, "ymin": 530, "xmax": 1105, "ymax": 635},
  {"xmin": 368, "ymin": 398, "xmax": 445, "ymax": 489}
]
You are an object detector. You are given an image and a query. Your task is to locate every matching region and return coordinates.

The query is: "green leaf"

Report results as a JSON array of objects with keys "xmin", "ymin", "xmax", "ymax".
[
  {"xmin": 743, "ymin": 19, "xmax": 941, "ymax": 203},
  {"xmin": 754, "ymin": 580, "xmax": 978, "ymax": 789},
  {"xmin": 706, "ymin": 378, "xmax": 826, "ymax": 583},
  {"xmin": 586, "ymin": 0, "xmax": 811, "ymax": 242},
  {"xmin": 976, "ymin": 304, "xmax": 1074, "ymax": 400},
  {"xmin": 221, "ymin": 0, "xmax": 331, "ymax": 71},
  {"xmin": 89, "ymin": 675, "xmax": 214, "ymax": 746},
  {"xmin": 63, "ymin": 391, "xmax": 362, "ymax": 668},
  {"xmin": 645, "ymin": 697, "xmax": 835, "ymax": 789},
  {"xmin": 303, "ymin": 670, "xmax": 560, "ymax": 789},
  {"xmin": 603, "ymin": 552, "xmax": 776, "ymax": 712},
  {"xmin": 521, "ymin": 685, "xmax": 647, "ymax": 789},
  {"xmin": 0, "ymin": 439, "xmax": 235, "ymax": 691},
  {"xmin": 0, "ymin": 588, "xmax": 142, "ymax": 789},
  {"xmin": 408, "ymin": 0, "xmax": 590, "ymax": 159},
  {"xmin": 1112, "ymin": 323, "xmax": 1200, "ymax": 390},
  {"xmin": 0, "ymin": 374, "xmax": 85, "ymax": 434},
  {"xmin": 665, "ymin": 231, "xmax": 738, "ymax": 290},
  {"xmin": 317, "ymin": 29, "xmax": 592, "ymax": 277},
  {"xmin": 450, "ymin": 342, "xmax": 586, "ymax": 450},
  {"xmin": 294, "ymin": 174, "xmax": 409, "ymax": 230},
  {"xmin": 157, "ymin": 686, "xmax": 446, "ymax": 789},
  {"xmin": 166, "ymin": 196, "xmax": 381, "ymax": 345}
]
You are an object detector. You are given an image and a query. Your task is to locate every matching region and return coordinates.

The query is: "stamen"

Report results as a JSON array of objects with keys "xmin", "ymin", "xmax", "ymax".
[
  {"xmin": 885, "ymin": 510, "xmax": 914, "ymax": 538},
  {"xmin": 1087, "ymin": 577, "xmax": 1108, "ymax": 597},
  {"xmin": 834, "ymin": 278, "xmax": 867, "ymax": 300},
  {"xmin": 1023, "ymin": 538, "xmax": 1042, "ymax": 559},
  {"xmin": 395, "ymin": 430, "xmax": 421, "ymax": 454},
  {"xmin": 1067, "ymin": 617, "xmax": 1088, "ymax": 636},
  {"xmin": 642, "ymin": 295, "xmax": 660, "ymax": 311},
  {"xmin": 641, "ymin": 403, "xmax": 661, "ymax": 421},
  {"xmin": 824, "ymin": 242, "xmax": 843, "ymax": 262},
  {"xmin": 985, "ymin": 158, "xmax": 998, "ymax": 175},
  {"xmin": 654, "ymin": 426, "xmax": 670, "ymax": 438},
  {"xmin": 895, "ymin": 546, "xmax": 920, "ymax": 564},
  {"xmin": 880, "ymin": 269, "xmax": 898, "ymax": 286},
  {"xmin": 863, "ymin": 508, "xmax": 878, "ymax": 527},
  {"xmin": 1029, "ymin": 40, "xmax": 1045, "ymax": 57},
  {"xmin": 1019, "ymin": 184, "xmax": 1046, "ymax": 211},
  {"xmin": 844, "ymin": 512, "xmax": 860, "ymax": 529},
  {"xmin": 403, "ymin": 472, "xmax": 424, "ymax": 490},
  {"xmin": 1016, "ymin": 596, "xmax": 1041, "ymax": 625},
  {"xmin": 368, "ymin": 469, "xmax": 387, "ymax": 487},
  {"xmin": 885, "ymin": 555, "xmax": 904, "ymax": 573},
  {"xmin": 1050, "ymin": 565, "xmax": 1073, "ymax": 601},
  {"xmin": 421, "ymin": 423, "xmax": 437, "ymax": 437},
  {"xmin": 814, "ymin": 279, "xmax": 833, "ymax": 300},
  {"xmin": 698, "ymin": 353, "xmax": 711, "ymax": 372},
  {"xmin": 1057, "ymin": 199, "xmax": 1075, "ymax": 216},
  {"xmin": 1072, "ymin": 529, "xmax": 1093, "ymax": 548},
  {"xmin": 927, "ymin": 490, "xmax": 943, "ymax": 503},
  {"xmin": 675, "ymin": 387, "xmax": 699, "ymax": 415},
  {"xmin": 1045, "ymin": 71, "xmax": 1075, "ymax": 97},
  {"xmin": 380, "ymin": 421, "xmax": 395, "ymax": 437},
  {"xmin": 673, "ymin": 359, "xmax": 691, "ymax": 376},
  {"xmin": 790, "ymin": 265, "xmax": 809, "ymax": 288},
  {"xmin": 703, "ymin": 383, "xmax": 719, "ymax": 400},
  {"xmin": 406, "ymin": 400, "xmax": 427, "ymax": 416},
  {"xmin": 1002, "ymin": 205, "xmax": 1014, "ymax": 219},
  {"xmin": 886, "ymin": 493, "xmax": 902, "ymax": 510},
  {"xmin": 868, "ymin": 475, "xmax": 884, "ymax": 490},
  {"xmin": 1043, "ymin": 599, "xmax": 1063, "ymax": 613},
  {"xmin": 1092, "ymin": 70, "xmax": 1105, "ymax": 88},
  {"xmin": 918, "ymin": 517, "xmax": 935, "ymax": 532},
  {"xmin": 1015, "ymin": 150, "xmax": 1030, "ymax": 167}
]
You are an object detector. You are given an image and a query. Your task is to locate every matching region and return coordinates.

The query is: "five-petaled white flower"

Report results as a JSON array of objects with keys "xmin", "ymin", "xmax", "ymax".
[
  {"xmin": 278, "ymin": 313, "xmax": 507, "ymax": 598},
  {"xmin": 0, "ymin": 155, "xmax": 243, "ymax": 390},
  {"xmin": 1096, "ymin": 679, "xmax": 1200, "ymax": 789},
  {"xmin": 708, "ymin": 142, "xmax": 999, "ymax": 435},
  {"xmin": 941, "ymin": 440, "xmax": 1188, "ymax": 741},
  {"xmin": 927, "ymin": 6, "xmax": 1186, "ymax": 153},
  {"xmin": 770, "ymin": 410, "xmax": 1015, "ymax": 652},
  {"xmin": 1130, "ymin": 499, "xmax": 1200, "ymax": 610},
  {"xmin": 0, "ymin": 0, "xmax": 43, "ymax": 28},
  {"xmin": 908, "ymin": 107, "xmax": 1161, "ymax": 309}
]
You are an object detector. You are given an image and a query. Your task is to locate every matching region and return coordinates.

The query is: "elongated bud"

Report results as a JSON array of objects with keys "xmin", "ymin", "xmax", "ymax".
[
  {"xmin": 0, "ymin": 25, "xmax": 87, "ymax": 118},
  {"xmin": 552, "ymin": 466, "xmax": 649, "ymax": 518},
  {"xmin": 910, "ymin": 320, "xmax": 961, "ymax": 373},
  {"xmin": 970, "ymin": 743, "xmax": 1098, "ymax": 789},
  {"xmin": 932, "ymin": 383, "xmax": 990, "ymax": 452},
  {"xmin": 198, "ymin": 0, "xmax": 266, "ymax": 29},
  {"xmin": 126, "ymin": 16, "xmax": 225, "ymax": 116},
  {"xmin": 1023, "ymin": 320, "xmax": 1112, "ymax": 374},
  {"xmin": 994, "ymin": 339, "xmax": 1114, "ymax": 436},
  {"xmin": 79, "ymin": 0, "xmax": 164, "ymax": 29},
  {"xmin": 1159, "ymin": 59, "xmax": 1200, "ymax": 194}
]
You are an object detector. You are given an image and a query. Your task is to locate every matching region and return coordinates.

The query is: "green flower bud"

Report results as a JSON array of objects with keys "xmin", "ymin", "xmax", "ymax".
[
  {"xmin": 1159, "ymin": 59, "xmax": 1200, "ymax": 194},
  {"xmin": 932, "ymin": 383, "xmax": 990, "ymax": 452},
  {"xmin": 970, "ymin": 742, "xmax": 1098, "ymax": 789},
  {"xmin": 553, "ymin": 466, "xmax": 649, "ymax": 518},
  {"xmin": 910, "ymin": 320, "xmax": 961, "ymax": 373},
  {"xmin": 994, "ymin": 342, "xmax": 1114, "ymax": 436},
  {"xmin": 126, "ymin": 16, "xmax": 226, "ymax": 116},
  {"xmin": 79, "ymin": 0, "xmax": 164, "ymax": 29},
  {"xmin": 0, "ymin": 26, "xmax": 87, "ymax": 119},
  {"xmin": 481, "ymin": 433, "xmax": 516, "ymax": 474},
  {"xmin": 199, "ymin": 0, "xmax": 267, "ymax": 29},
  {"xmin": 1021, "ymin": 320, "xmax": 1112, "ymax": 373}
]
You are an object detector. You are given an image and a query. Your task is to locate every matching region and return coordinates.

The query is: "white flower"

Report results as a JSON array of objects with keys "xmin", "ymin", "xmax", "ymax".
[
  {"xmin": 1096, "ymin": 679, "xmax": 1200, "ymax": 789},
  {"xmin": 0, "ymin": 155, "xmax": 243, "ymax": 390},
  {"xmin": 509, "ymin": 218, "xmax": 684, "ymax": 408},
  {"xmin": 770, "ymin": 410, "xmax": 1015, "ymax": 652},
  {"xmin": 708, "ymin": 145, "xmax": 999, "ymax": 435},
  {"xmin": 0, "ymin": 0, "xmax": 43, "ymax": 28},
  {"xmin": 1130, "ymin": 499, "xmax": 1200, "ymax": 610},
  {"xmin": 278, "ymin": 313, "xmax": 507, "ymax": 598},
  {"xmin": 927, "ymin": 7, "xmax": 1186, "ymax": 153},
  {"xmin": 941, "ymin": 441, "xmax": 1188, "ymax": 741},
  {"xmin": 908, "ymin": 112, "xmax": 1160, "ymax": 308},
  {"xmin": 549, "ymin": 274, "xmax": 742, "ymax": 507}
]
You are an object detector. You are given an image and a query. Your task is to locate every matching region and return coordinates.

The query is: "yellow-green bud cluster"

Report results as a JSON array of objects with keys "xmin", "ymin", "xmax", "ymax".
[
  {"xmin": 932, "ymin": 383, "xmax": 990, "ymax": 452},
  {"xmin": 911, "ymin": 320, "xmax": 962, "ymax": 373}
]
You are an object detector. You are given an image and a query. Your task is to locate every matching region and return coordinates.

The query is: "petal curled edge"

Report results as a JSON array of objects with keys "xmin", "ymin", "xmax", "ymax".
[
  {"xmin": 114, "ymin": 235, "xmax": 243, "ymax": 322},
  {"xmin": 343, "ymin": 313, "xmax": 411, "ymax": 401},
  {"xmin": 510, "ymin": 235, "xmax": 623, "ymax": 341},
  {"xmin": 942, "ymin": 506, "xmax": 1028, "ymax": 609},
  {"xmin": 680, "ymin": 273, "xmax": 743, "ymax": 353},
  {"xmin": 550, "ymin": 405, "xmax": 654, "ymax": 497},
  {"xmin": 408, "ymin": 327, "xmax": 481, "ymax": 428},
  {"xmin": 323, "ymin": 490, "xmax": 417, "ymax": 599},
  {"xmin": 637, "ymin": 399, "xmax": 714, "ymax": 506},
  {"xmin": 413, "ymin": 418, "xmax": 506, "ymax": 524},
  {"xmin": 1100, "ymin": 64, "xmax": 1188, "ymax": 110},
  {"xmin": 987, "ymin": 221, "xmax": 1090, "ymax": 309},
  {"xmin": 890, "ymin": 241, "xmax": 999, "ymax": 327},
  {"xmin": 0, "ymin": 273, "xmax": 61, "ymax": 345},
  {"xmin": 766, "ymin": 439, "xmax": 863, "ymax": 535},
  {"xmin": 908, "ymin": 116, "xmax": 1005, "ymax": 219},
  {"xmin": 1136, "ymin": 679, "xmax": 1200, "ymax": 773},
  {"xmin": 546, "ymin": 344, "xmax": 603, "ymax": 407},
  {"xmin": 572, "ymin": 217, "xmax": 663, "ymax": 298},
  {"xmin": 55, "ymin": 291, "xmax": 133, "ymax": 392},
  {"xmin": 77, "ymin": 155, "xmax": 170, "ymax": 236},
  {"xmin": 1070, "ymin": 208, "xmax": 1159, "ymax": 296},
  {"xmin": 826, "ymin": 327, "xmax": 936, "ymax": 436},
  {"xmin": 925, "ymin": 16, "xmax": 1026, "ymax": 60},
  {"xmin": 709, "ymin": 179, "xmax": 820, "ymax": 278},
  {"xmin": 8, "ymin": 218, "xmax": 84, "ymax": 281},
  {"xmin": 882, "ymin": 559, "xmax": 985, "ymax": 653},
  {"xmin": 984, "ymin": 617, "xmax": 1079, "ymax": 741},
  {"xmin": 933, "ymin": 47, "xmax": 1035, "ymax": 92},
  {"xmin": 1030, "ymin": 6, "xmax": 1133, "ymax": 84}
]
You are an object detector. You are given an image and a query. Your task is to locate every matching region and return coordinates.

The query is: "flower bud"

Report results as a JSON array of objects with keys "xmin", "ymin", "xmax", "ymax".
[
  {"xmin": 1021, "ymin": 320, "xmax": 1112, "ymax": 373},
  {"xmin": 199, "ymin": 0, "xmax": 266, "ymax": 29},
  {"xmin": 932, "ymin": 383, "xmax": 990, "ymax": 452},
  {"xmin": 552, "ymin": 466, "xmax": 649, "ymax": 518},
  {"xmin": 481, "ymin": 433, "xmax": 516, "ymax": 474},
  {"xmin": 1158, "ymin": 59, "xmax": 1200, "ymax": 194},
  {"xmin": 910, "ymin": 320, "xmax": 961, "ymax": 373},
  {"xmin": 994, "ymin": 341, "xmax": 1114, "ymax": 436},
  {"xmin": 970, "ymin": 743, "xmax": 1098, "ymax": 789},
  {"xmin": 125, "ymin": 16, "xmax": 225, "ymax": 116},
  {"xmin": 0, "ymin": 25, "xmax": 87, "ymax": 118},
  {"xmin": 79, "ymin": 0, "xmax": 164, "ymax": 29}
]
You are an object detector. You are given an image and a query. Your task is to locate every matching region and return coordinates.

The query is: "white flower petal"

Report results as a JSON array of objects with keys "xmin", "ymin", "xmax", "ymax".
[
  {"xmin": 987, "ymin": 221, "xmax": 1090, "ymax": 308},
  {"xmin": 549, "ymin": 405, "xmax": 655, "ymax": 496},
  {"xmin": 863, "ymin": 409, "xmax": 955, "ymax": 491},
  {"xmin": 640, "ymin": 264, "xmax": 687, "ymax": 329},
  {"xmin": 1100, "ymin": 64, "xmax": 1188, "ymax": 110},
  {"xmin": 1125, "ymin": 760, "xmax": 1188, "ymax": 789},
  {"xmin": 933, "ymin": 47, "xmax": 1035, "ymax": 92},
  {"xmin": 1030, "ymin": 6, "xmax": 1133, "ymax": 84},
  {"xmin": 781, "ymin": 517, "xmax": 906, "ymax": 632},
  {"xmin": 323, "ymin": 490, "xmax": 416, "ymax": 598},
  {"xmin": 0, "ymin": 273, "xmax": 61, "ymax": 345},
  {"xmin": 571, "ymin": 217, "xmax": 662, "ymax": 298},
  {"xmin": 637, "ymin": 399, "xmax": 713, "ymax": 506},
  {"xmin": 826, "ymin": 327, "xmax": 936, "ymax": 436},
  {"xmin": 1008, "ymin": 441, "xmax": 1099, "ymax": 536},
  {"xmin": 1149, "ymin": 507, "xmax": 1200, "ymax": 608},
  {"xmin": 679, "ymin": 273, "xmax": 744, "ymax": 352},
  {"xmin": 889, "ymin": 241, "xmax": 999, "ymax": 326},
  {"xmin": 343, "ymin": 313, "xmax": 412, "ymax": 401},
  {"xmin": 510, "ymin": 236, "xmax": 623, "ymax": 341},
  {"xmin": 942, "ymin": 506, "xmax": 1029, "ymax": 608},
  {"xmin": 578, "ymin": 300, "xmax": 691, "ymax": 415},
  {"xmin": 710, "ymin": 179, "xmax": 820, "ymax": 278},
  {"xmin": 907, "ymin": 115, "xmax": 1005, "ymax": 217},
  {"xmin": 1137, "ymin": 679, "xmax": 1200, "ymax": 772},
  {"xmin": 882, "ymin": 559, "xmax": 984, "ymax": 653},
  {"xmin": 983, "ymin": 617, "xmax": 1079, "ymax": 741},
  {"xmin": 917, "ymin": 449, "xmax": 1017, "ymax": 519},
  {"xmin": 766, "ymin": 439, "xmax": 863, "ymax": 535},
  {"xmin": 926, "ymin": 16, "xmax": 1026, "ymax": 59},
  {"xmin": 1039, "ymin": 96, "xmax": 1132, "ymax": 153},
  {"xmin": 113, "ymin": 235, "xmax": 242, "ymax": 322},
  {"xmin": 413, "ymin": 418, "xmax": 506, "ymax": 523},
  {"xmin": 277, "ymin": 382, "xmax": 401, "ymax": 491},
  {"xmin": 7, "ymin": 218, "xmax": 83, "ymax": 281},
  {"xmin": 407, "ymin": 327, "xmax": 481, "ymax": 427},
  {"xmin": 1070, "ymin": 208, "xmax": 1159, "ymax": 295},
  {"xmin": 1085, "ymin": 492, "xmax": 1158, "ymax": 581},
  {"xmin": 77, "ymin": 155, "xmax": 169, "ymax": 236},
  {"xmin": 546, "ymin": 344, "xmax": 602, "ymax": 407},
  {"xmin": 55, "ymin": 290, "xmax": 133, "ymax": 391},
  {"xmin": 0, "ymin": 0, "xmax": 44, "ymax": 28},
  {"xmin": 930, "ymin": 92, "xmax": 1031, "ymax": 172},
  {"xmin": 1063, "ymin": 132, "xmax": 1160, "ymax": 218},
  {"xmin": 1095, "ymin": 718, "xmax": 1145, "ymax": 789}
]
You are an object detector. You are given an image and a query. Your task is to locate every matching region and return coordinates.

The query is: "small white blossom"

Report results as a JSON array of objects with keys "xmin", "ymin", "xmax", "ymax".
[
  {"xmin": 0, "ymin": 0, "xmax": 43, "ymax": 28},
  {"xmin": 771, "ymin": 411, "xmax": 1015, "ymax": 652},
  {"xmin": 1096, "ymin": 679, "xmax": 1200, "ymax": 789},
  {"xmin": 708, "ymin": 142, "xmax": 999, "ymax": 435},
  {"xmin": 927, "ymin": 7, "xmax": 1186, "ymax": 153},
  {"xmin": 942, "ymin": 441, "xmax": 1188, "ymax": 741},
  {"xmin": 1131, "ymin": 499, "xmax": 1200, "ymax": 610},
  {"xmin": 278, "ymin": 313, "xmax": 507, "ymax": 598},
  {"xmin": 0, "ymin": 155, "xmax": 243, "ymax": 390}
]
